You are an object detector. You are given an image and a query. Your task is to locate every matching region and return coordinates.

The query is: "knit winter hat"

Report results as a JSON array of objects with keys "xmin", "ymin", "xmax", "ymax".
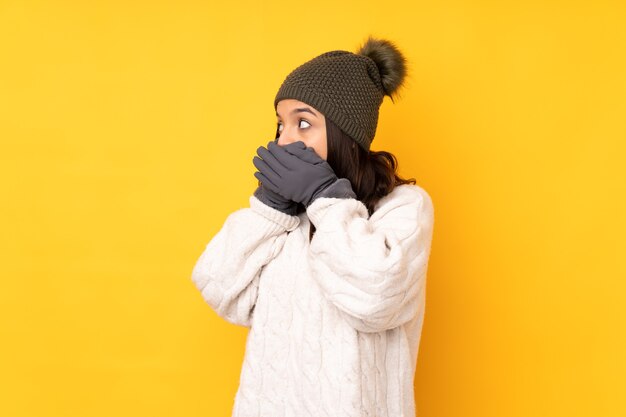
[{"xmin": 274, "ymin": 36, "xmax": 408, "ymax": 152}]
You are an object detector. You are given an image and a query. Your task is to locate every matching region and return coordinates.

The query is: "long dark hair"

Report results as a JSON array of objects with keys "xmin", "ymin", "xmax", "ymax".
[
  {"xmin": 269, "ymin": 117, "xmax": 417, "ymax": 241},
  {"xmin": 311, "ymin": 118, "xmax": 417, "ymax": 241},
  {"xmin": 325, "ymin": 117, "xmax": 416, "ymax": 216}
]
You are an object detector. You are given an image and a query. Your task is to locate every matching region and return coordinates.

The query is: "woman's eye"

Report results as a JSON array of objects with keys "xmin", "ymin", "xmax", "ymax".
[{"xmin": 276, "ymin": 119, "xmax": 311, "ymax": 132}]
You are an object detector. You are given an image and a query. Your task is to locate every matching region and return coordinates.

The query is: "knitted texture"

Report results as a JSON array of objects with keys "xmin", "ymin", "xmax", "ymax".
[
  {"xmin": 274, "ymin": 50, "xmax": 384, "ymax": 152},
  {"xmin": 191, "ymin": 184, "xmax": 435, "ymax": 417},
  {"xmin": 274, "ymin": 37, "xmax": 408, "ymax": 151}
]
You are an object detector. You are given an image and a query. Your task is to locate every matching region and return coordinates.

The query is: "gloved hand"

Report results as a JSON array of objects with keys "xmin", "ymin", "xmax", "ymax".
[
  {"xmin": 252, "ymin": 181, "xmax": 299, "ymax": 216},
  {"xmin": 252, "ymin": 140, "xmax": 342, "ymax": 208},
  {"xmin": 252, "ymin": 141, "xmax": 299, "ymax": 215}
]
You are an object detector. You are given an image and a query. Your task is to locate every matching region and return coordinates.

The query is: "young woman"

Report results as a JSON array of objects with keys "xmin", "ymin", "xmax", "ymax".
[{"xmin": 191, "ymin": 35, "xmax": 435, "ymax": 417}]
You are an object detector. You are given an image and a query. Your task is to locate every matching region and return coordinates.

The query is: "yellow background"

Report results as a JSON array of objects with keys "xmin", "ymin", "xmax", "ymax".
[{"xmin": 1, "ymin": 1, "xmax": 624, "ymax": 416}]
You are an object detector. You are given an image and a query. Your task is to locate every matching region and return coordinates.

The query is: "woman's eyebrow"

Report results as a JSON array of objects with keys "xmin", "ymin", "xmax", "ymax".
[{"xmin": 276, "ymin": 107, "xmax": 318, "ymax": 118}]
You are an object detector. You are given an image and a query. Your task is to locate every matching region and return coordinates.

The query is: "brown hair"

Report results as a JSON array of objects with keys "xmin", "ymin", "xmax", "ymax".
[
  {"xmin": 308, "ymin": 118, "xmax": 416, "ymax": 241},
  {"xmin": 325, "ymin": 117, "xmax": 416, "ymax": 214},
  {"xmin": 269, "ymin": 118, "xmax": 417, "ymax": 242}
]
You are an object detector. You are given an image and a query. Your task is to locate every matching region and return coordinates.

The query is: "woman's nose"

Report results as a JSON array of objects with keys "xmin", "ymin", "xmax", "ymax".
[{"xmin": 277, "ymin": 135, "xmax": 299, "ymax": 147}]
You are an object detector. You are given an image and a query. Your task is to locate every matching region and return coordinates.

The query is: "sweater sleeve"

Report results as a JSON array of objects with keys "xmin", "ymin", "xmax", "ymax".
[
  {"xmin": 191, "ymin": 195, "xmax": 301, "ymax": 328},
  {"xmin": 305, "ymin": 185, "xmax": 435, "ymax": 333}
]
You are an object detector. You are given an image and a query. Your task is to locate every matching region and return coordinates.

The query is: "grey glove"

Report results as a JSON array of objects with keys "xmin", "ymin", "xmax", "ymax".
[
  {"xmin": 252, "ymin": 181, "xmax": 298, "ymax": 216},
  {"xmin": 253, "ymin": 140, "xmax": 352, "ymax": 208},
  {"xmin": 252, "ymin": 138, "xmax": 299, "ymax": 215},
  {"xmin": 312, "ymin": 177, "xmax": 357, "ymax": 201}
]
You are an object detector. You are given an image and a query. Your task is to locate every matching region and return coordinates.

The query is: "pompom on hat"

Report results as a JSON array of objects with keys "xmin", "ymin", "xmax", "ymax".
[{"xmin": 274, "ymin": 35, "xmax": 408, "ymax": 152}]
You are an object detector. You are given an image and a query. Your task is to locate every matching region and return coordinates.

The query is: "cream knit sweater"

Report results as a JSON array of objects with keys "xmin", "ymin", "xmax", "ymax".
[{"xmin": 191, "ymin": 183, "xmax": 435, "ymax": 417}]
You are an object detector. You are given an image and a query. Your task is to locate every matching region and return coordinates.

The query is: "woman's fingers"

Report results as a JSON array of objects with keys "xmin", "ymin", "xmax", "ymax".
[
  {"xmin": 276, "ymin": 141, "xmax": 324, "ymax": 165},
  {"xmin": 253, "ymin": 154, "xmax": 280, "ymax": 177},
  {"xmin": 253, "ymin": 171, "xmax": 280, "ymax": 194},
  {"xmin": 266, "ymin": 142, "xmax": 307, "ymax": 170},
  {"xmin": 257, "ymin": 144, "xmax": 288, "ymax": 173},
  {"xmin": 253, "ymin": 156, "xmax": 283, "ymax": 187}
]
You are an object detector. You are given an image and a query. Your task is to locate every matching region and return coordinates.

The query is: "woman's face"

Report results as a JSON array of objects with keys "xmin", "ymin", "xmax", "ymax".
[{"xmin": 275, "ymin": 99, "xmax": 327, "ymax": 160}]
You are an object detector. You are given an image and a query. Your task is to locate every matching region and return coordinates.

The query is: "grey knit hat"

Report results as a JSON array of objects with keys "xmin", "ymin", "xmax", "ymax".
[{"xmin": 274, "ymin": 36, "xmax": 408, "ymax": 152}]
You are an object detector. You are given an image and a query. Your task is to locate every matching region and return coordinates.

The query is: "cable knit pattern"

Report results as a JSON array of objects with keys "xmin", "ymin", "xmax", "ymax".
[{"xmin": 191, "ymin": 184, "xmax": 435, "ymax": 417}]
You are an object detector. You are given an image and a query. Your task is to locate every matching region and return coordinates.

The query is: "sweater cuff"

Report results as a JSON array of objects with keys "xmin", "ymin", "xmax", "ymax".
[
  {"xmin": 306, "ymin": 185, "xmax": 367, "ymax": 228},
  {"xmin": 249, "ymin": 195, "xmax": 301, "ymax": 232}
]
